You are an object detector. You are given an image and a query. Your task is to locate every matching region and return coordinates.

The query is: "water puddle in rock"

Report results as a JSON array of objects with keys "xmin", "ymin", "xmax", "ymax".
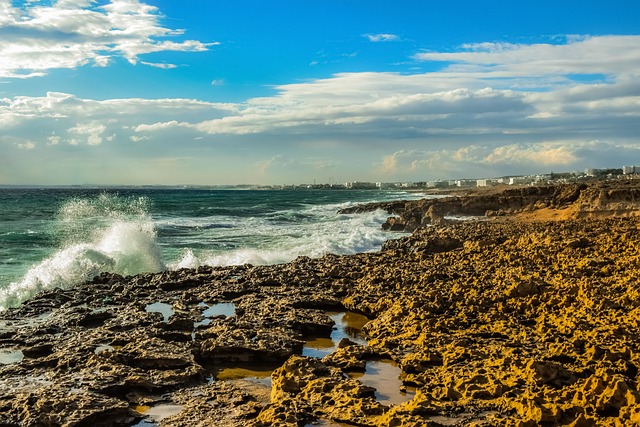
[
  {"xmin": 0, "ymin": 349, "xmax": 24, "ymax": 365},
  {"xmin": 202, "ymin": 302, "xmax": 236, "ymax": 317},
  {"xmin": 0, "ymin": 311, "xmax": 52, "ymax": 335},
  {"xmin": 348, "ymin": 359, "xmax": 415, "ymax": 406},
  {"xmin": 211, "ymin": 363, "xmax": 276, "ymax": 388},
  {"xmin": 203, "ymin": 309, "xmax": 411, "ymax": 410},
  {"xmin": 194, "ymin": 302, "xmax": 236, "ymax": 328},
  {"xmin": 302, "ymin": 311, "xmax": 369, "ymax": 358},
  {"xmin": 145, "ymin": 302, "xmax": 174, "ymax": 322},
  {"xmin": 427, "ymin": 415, "xmax": 464, "ymax": 426},
  {"xmin": 304, "ymin": 420, "xmax": 353, "ymax": 427},
  {"xmin": 133, "ymin": 403, "xmax": 184, "ymax": 426},
  {"xmin": 0, "ymin": 374, "xmax": 52, "ymax": 393},
  {"xmin": 207, "ymin": 311, "xmax": 368, "ymax": 387}
]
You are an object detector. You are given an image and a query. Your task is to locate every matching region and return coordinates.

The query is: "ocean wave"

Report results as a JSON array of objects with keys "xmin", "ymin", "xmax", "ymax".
[
  {"xmin": 0, "ymin": 195, "xmax": 165, "ymax": 310},
  {"xmin": 1, "ymin": 191, "xmax": 411, "ymax": 310},
  {"xmin": 166, "ymin": 208, "xmax": 396, "ymax": 269}
]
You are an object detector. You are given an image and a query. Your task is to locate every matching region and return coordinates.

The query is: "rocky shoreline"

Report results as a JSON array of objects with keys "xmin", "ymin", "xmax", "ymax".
[
  {"xmin": 339, "ymin": 180, "xmax": 640, "ymax": 231},
  {"xmin": 2, "ymin": 181, "xmax": 640, "ymax": 426}
]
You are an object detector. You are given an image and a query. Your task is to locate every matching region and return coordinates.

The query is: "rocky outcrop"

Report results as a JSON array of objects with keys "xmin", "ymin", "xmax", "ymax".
[
  {"xmin": 340, "ymin": 180, "xmax": 640, "ymax": 231},
  {"xmin": 3, "ymin": 201, "xmax": 640, "ymax": 425}
]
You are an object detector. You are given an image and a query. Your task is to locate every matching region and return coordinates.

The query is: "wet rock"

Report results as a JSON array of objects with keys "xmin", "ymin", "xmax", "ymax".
[
  {"xmin": 199, "ymin": 326, "xmax": 304, "ymax": 364},
  {"xmin": 5, "ymin": 385, "xmax": 135, "ymax": 426},
  {"xmin": 382, "ymin": 216, "xmax": 408, "ymax": 231},
  {"xmin": 156, "ymin": 381, "xmax": 269, "ymax": 427}
]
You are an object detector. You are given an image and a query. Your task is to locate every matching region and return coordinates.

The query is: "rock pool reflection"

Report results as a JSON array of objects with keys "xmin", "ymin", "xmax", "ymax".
[
  {"xmin": 302, "ymin": 311, "xmax": 369, "ymax": 358},
  {"xmin": 133, "ymin": 403, "xmax": 184, "ymax": 426},
  {"xmin": 0, "ymin": 349, "xmax": 24, "ymax": 365},
  {"xmin": 348, "ymin": 359, "xmax": 415, "ymax": 406},
  {"xmin": 194, "ymin": 302, "xmax": 236, "ymax": 329},
  {"xmin": 144, "ymin": 302, "xmax": 174, "ymax": 322},
  {"xmin": 212, "ymin": 364, "xmax": 276, "ymax": 388}
]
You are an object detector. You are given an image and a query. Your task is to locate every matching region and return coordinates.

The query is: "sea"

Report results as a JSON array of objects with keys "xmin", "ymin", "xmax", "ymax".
[{"xmin": 0, "ymin": 187, "xmax": 424, "ymax": 310}]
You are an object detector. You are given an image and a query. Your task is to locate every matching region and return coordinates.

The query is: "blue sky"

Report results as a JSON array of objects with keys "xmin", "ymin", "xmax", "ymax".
[{"xmin": 1, "ymin": 0, "xmax": 640, "ymax": 185}]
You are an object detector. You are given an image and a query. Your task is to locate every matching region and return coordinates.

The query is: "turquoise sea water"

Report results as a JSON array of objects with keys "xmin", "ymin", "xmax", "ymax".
[{"xmin": 0, "ymin": 187, "xmax": 420, "ymax": 310}]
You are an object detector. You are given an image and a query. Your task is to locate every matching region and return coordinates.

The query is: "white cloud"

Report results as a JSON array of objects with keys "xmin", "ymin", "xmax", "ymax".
[
  {"xmin": 135, "ymin": 120, "xmax": 192, "ymax": 132},
  {"xmin": 0, "ymin": 92, "xmax": 233, "ymax": 123},
  {"xmin": 480, "ymin": 143, "xmax": 578, "ymax": 165},
  {"xmin": 0, "ymin": 0, "xmax": 214, "ymax": 78},
  {"xmin": 47, "ymin": 134, "xmax": 61, "ymax": 146},
  {"xmin": 0, "ymin": 92, "xmax": 235, "ymax": 151},
  {"xmin": 415, "ymin": 36, "xmax": 640, "ymax": 78},
  {"xmin": 141, "ymin": 62, "xmax": 178, "ymax": 69},
  {"xmin": 69, "ymin": 121, "xmax": 107, "ymax": 145},
  {"xmin": 1, "ymin": 135, "xmax": 37, "ymax": 150},
  {"xmin": 181, "ymin": 82, "xmax": 529, "ymax": 136},
  {"xmin": 365, "ymin": 33, "xmax": 399, "ymax": 42},
  {"xmin": 17, "ymin": 141, "xmax": 36, "ymax": 150}
]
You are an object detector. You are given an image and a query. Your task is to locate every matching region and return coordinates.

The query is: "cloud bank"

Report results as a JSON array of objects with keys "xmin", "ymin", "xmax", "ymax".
[{"xmin": 2, "ymin": 34, "xmax": 640, "ymax": 183}]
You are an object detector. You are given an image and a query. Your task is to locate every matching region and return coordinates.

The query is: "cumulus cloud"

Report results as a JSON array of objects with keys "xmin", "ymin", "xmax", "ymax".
[
  {"xmin": 0, "ymin": 0, "xmax": 215, "ymax": 78},
  {"xmin": 481, "ymin": 143, "xmax": 578, "ymax": 165},
  {"xmin": 47, "ymin": 134, "xmax": 62, "ymax": 146},
  {"xmin": 1, "ymin": 135, "xmax": 37, "ymax": 150},
  {"xmin": 17, "ymin": 141, "xmax": 36, "ymax": 150},
  {"xmin": 69, "ymin": 121, "xmax": 107, "ymax": 145}
]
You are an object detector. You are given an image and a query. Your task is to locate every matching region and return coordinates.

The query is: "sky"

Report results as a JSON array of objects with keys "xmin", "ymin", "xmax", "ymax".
[{"xmin": 1, "ymin": 0, "xmax": 640, "ymax": 185}]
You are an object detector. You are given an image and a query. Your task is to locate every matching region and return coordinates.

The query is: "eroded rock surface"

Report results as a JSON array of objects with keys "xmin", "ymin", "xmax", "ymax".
[
  {"xmin": 340, "ymin": 180, "xmax": 640, "ymax": 231},
  {"xmin": 2, "ymin": 183, "xmax": 640, "ymax": 426}
]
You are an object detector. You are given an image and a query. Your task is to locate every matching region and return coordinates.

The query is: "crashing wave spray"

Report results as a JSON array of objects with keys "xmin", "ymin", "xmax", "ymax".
[{"xmin": 0, "ymin": 194, "xmax": 165, "ymax": 310}]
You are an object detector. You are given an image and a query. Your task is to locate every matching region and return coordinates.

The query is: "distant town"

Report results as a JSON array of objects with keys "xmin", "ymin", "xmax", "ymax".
[
  {"xmin": 253, "ymin": 165, "xmax": 640, "ymax": 191},
  {"xmin": 3, "ymin": 166, "xmax": 640, "ymax": 191}
]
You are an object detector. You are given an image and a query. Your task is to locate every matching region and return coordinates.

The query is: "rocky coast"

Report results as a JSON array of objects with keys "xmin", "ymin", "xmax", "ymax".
[{"xmin": 2, "ymin": 180, "xmax": 640, "ymax": 426}]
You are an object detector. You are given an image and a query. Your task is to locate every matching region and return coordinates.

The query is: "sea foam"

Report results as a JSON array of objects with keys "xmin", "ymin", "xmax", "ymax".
[
  {"xmin": 167, "ymin": 206, "xmax": 394, "ymax": 269},
  {"xmin": 0, "ymin": 195, "xmax": 165, "ymax": 310}
]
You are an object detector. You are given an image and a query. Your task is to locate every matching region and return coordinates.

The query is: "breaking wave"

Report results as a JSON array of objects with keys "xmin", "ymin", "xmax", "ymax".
[
  {"xmin": 0, "ymin": 190, "xmax": 412, "ymax": 310},
  {"xmin": 0, "ymin": 194, "xmax": 164, "ymax": 309}
]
